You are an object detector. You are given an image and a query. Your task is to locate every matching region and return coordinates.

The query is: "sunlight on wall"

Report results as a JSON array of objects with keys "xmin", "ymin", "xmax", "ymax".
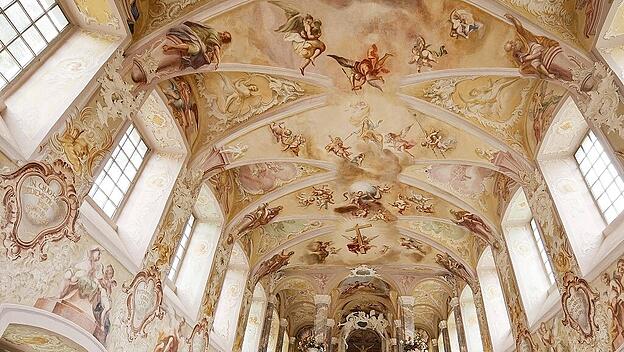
[
  {"xmin": 477, "ymin": 247, "xmax": 511, "ymax": 351},
  {"xmin": 242, "ymin": 284, "xmax": 267, "ymax": 352}
]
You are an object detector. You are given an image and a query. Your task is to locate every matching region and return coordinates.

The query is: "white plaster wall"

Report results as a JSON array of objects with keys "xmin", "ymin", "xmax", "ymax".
[
  {"xmin": 267, "ymin": 309, "xmax": 280, "ymax": 352},
  {"xmin": 447, "ymin": 312, "xmax": 460, "ymax": 352},
  {"xmin": 460, "ymin": 288, "xmax": 483, "ymax": 352},
  {"xmin": 116, "ymin": 154, "xmax": 183, "ymax": 266},
  {"xmin": 2, "ymin": 30, "xmax": 119, "ymax": 158},
  {"xmin": 540, "ymin": 157, "xmax": 605, "ymax": 275},
  {"xmin": 504, "ymin": 224, "xmax": 551, "ymax": 325},
  {"xmin": 213, "ymin": 245, "xmax": 249, "ymax": 351},
  {"xmin": 176, "ymin": 220, "xmax": 222, "ymax": 319},
  {"xmin": 477, "ymin": 247, "xmax": 512, "ymax": 352},
  {"xmin": 242, "ymin": 295, "xmax": 267, "ymax": 352}
]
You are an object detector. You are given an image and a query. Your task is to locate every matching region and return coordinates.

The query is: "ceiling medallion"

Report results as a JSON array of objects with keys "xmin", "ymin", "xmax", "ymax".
[{"xmin": 349, "ymin": 265, "xmax": 379, "ymax": 278}]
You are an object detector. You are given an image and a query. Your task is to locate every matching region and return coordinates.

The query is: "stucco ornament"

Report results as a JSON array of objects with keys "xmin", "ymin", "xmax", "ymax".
[
  {"xmin": 574, "ymin": 62, "xmax": 624, "ymax": 139},
  {"xmin": 561, "ymin": 273, "xmax": 599, "ymax": 344},
  {"xmin": 96, "ymin": 51, "xmax": 145, "ymax": 127},
  {"xmin": 187, "ymin": 317, "xmax": 210, "ymax": 352},
  {"xmin": 147, "ymin": 168, "xmax": 203, "ymax": 269},
  {"xmin": 338, "ymin": 311, "xmax": 389, "ymax": 350},
  {"xmin": 122, "ymin": 265, "xmax": 165, "ymax": 341},
  {"xmin": 0, "ymin": 161, "xmax": 80, "ymax": 261},
  {"xmin": 515, "ymin": 327, "xmax": 537, "ymax": 352}
]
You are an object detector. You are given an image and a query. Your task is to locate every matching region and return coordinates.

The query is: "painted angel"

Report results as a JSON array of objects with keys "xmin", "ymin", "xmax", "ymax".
[
  {"xmin": 386, "ymin": 125, "xmax": 416, "ymax": 157},
  {"xmin": 270, "ymin": 1, "xmax": 326, "ymax": 75},
  {"xmin": 408, "ymin": 36, "xmax": 445, "ymax": 73},
  {"xmin": 328, "ymin": 44, "xmax": 392, "ymax": 91},
  {"xmin": 449, "ymin": 9, "xmax": 482, "ymax": 39}
]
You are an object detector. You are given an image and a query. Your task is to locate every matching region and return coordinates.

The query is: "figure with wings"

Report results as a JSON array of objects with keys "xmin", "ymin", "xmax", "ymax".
[
  {"xmin": 270, "ymin": 1, "xmax": 326, "ymax": 75},
  {"xmin": 386, "ymin": 125, "xmax": 416, "ymax": 157},
  {"xmin": 328, "ymin": 44, "xmax": 392, "ymax": 91},
  {"xmin": 408, "ymin": 35, "xmax": 446, "ymax": 73}
]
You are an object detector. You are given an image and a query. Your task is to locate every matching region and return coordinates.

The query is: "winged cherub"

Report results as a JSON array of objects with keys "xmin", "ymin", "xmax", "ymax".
[
  {"xmin": 270, "ymin": 1, "xmax": 326, "ymax": 75},
  {"xmin": 328, "ymin": 44, "xmax": 392, "ymax": 91}
]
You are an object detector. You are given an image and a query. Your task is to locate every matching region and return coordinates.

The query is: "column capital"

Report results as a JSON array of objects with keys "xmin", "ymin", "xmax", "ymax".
[
  {"xmin": 280, "ymin": 318, "xmax": 288, "ymax": 327},
  {"xmin": 289, "ymin": 337, "xmax": 296, "ymax": 344},
  {"xmin": 326, "ymin": 318, "xmax": 335, "ymax": 327},
  {"xmin": 314, "ymin": 294, "xmax": 331, "ymax": 305},
  {"xmin": 432, "ymin": 338, "xmax": 438, "ymax": 346},
  {"xmin": 394, "ymin": 319, "xmax": 402, "ymax": 327},
  {"xmin": 449, "ymin": 296, "xmax": 460, "ymax": 307},
  {"xmin": 439, "ymin": 320, "xmax": 447, "ymax": 329},
  {"xmin": 398, "ymin": 295, "xmax": 415, "ymax": 306}
]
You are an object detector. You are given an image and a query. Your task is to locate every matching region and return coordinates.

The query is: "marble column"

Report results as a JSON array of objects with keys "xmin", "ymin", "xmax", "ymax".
[
  {"xmin": 314, "ymin": 295, "xmax": 331, "ymax": 344},
  {"xmin": 394, "ymin": 319, "xmax": 403, "ymax": 352},
  {"xmin": 325, "ymin": 319, "xmax": 335, "ymax": 351},
  {"xmin": 431, "ymin": 338, "xmax": 439, "ymax": 352},
  {"xmin": 439, "ymin": 320, "xmax": 451, "ymax": 352},
  {"xmin": 275, "ymin": 318, "xmax": 288, "ymax": 352},
  {"xmin": 450, "ymin": 296, "xmax": 468, "ymax": 352},
  {"xmin": 258, "ymin": 297, "xmax": 276, "ymax": 352},
  {"xmin": 399, "ymin": 296, "xmax": 415, "ymax": 340},
  {"xmin": 471, "ymin": 282, "xmax": 493, "ymax": 352}
]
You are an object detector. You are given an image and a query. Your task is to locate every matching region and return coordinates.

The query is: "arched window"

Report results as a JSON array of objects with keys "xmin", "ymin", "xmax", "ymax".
[
  {"xmin": 81, "ymin": 91, "xmax": 188, "ymax": 271},
  {"xmin": 537, "ymin": 97, "xmax": 624, "ymax": 275},
  {"xmin": 0, "ymin": 0, "xmax": 69, "ymax": 91},
  {"xmin": 242, "ymin": 284, "xmax": 267, "ymax": 352},
  {"xmin": 169, "ymin": 184, "xmax": 224, "ymax": 320},
  {"xmin": 502, "ymin": 189, "xmax": 558, "ymax": 325},
  {"xmin": 476, "ymin": 246, "xmax": 512, "ymax": 351},
  {"xmin": 89, "ymin": 123, "xmax": 149, "ymax": 219},
  {"xmin": 460, "ymin": 287, "xmax": 483, "ymax": 352},
  {"xmin": 212, "ymin": 244, "xmax": 250, "ymax": 351}
]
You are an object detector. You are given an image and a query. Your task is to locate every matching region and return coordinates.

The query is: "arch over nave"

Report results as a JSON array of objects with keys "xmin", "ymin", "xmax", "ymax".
[{"xmin": 2, "ymin": 0, "xmax": 624, "ymax": 351}]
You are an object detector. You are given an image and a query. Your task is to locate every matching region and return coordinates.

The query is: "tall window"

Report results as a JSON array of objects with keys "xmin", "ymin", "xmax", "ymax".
[
  {"xmin": 89, "ymin": 124, "xmax": 149, "ymax": 218},
  {"xmin": 575, "ymin": 131, "xmax": 624, "ymax": 223},
  {"xmin": 168, "ymin": 214, "xmax": 195, "ymax": 282},
  {"xmin": 0, "ymin": 0, "xmax": 69, "ymax": 90},
  {"xmin": 530, "ymin": 218, "xmax": 556, "ymax": 285}
]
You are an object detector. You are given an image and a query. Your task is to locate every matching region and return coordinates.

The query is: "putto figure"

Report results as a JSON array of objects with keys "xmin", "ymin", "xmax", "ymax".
[
  {"xmin": 449, "ymin": 9, "xmax": 482, "ymax": 39},
  {"xmin": 270, "ymin": 1, "xmax": 326, "ymax": 75},
  {"xmin": 408, "ymin": 36, "xmax": 446, "ymax": 73},
  {"xmin": 329, "ymin": 44, "xmax": 392, "ymax": 91}
]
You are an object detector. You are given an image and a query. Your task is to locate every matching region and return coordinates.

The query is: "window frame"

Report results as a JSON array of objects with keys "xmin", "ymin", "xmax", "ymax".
[
  {"xmin": 167, "ymin": 213, "xmax": 197, "ymax": 285},
  {"xmin": 0, "ymin": 0, "xmax": 72, "ymax": 94},
  {"xmin": 574, "ymin": 130, "xmax": 624, "ymax": 224},
  {"xmin": 529, "ymin": 218, "xmax": 556, "ymax": 286},
  {"xmin": 88, "ymin": 121, "xmax": 151, "ymax": 223}
]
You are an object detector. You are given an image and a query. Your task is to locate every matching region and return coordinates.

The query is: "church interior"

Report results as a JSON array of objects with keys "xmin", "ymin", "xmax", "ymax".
[{"xmin": 2, "ymin": 0, "xmax": 624, "ymax": 351}]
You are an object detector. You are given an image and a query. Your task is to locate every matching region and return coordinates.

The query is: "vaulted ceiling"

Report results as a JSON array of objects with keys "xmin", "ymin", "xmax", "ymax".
[{"xmin": 126, "ymin": 0, "xmax": 597, "ymax": 336}]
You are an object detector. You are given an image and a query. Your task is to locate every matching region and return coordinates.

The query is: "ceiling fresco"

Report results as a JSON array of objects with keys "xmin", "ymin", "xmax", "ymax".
[{"xmin": 118, "ymin": 0, "xmax": 611, "ymax": 340}]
